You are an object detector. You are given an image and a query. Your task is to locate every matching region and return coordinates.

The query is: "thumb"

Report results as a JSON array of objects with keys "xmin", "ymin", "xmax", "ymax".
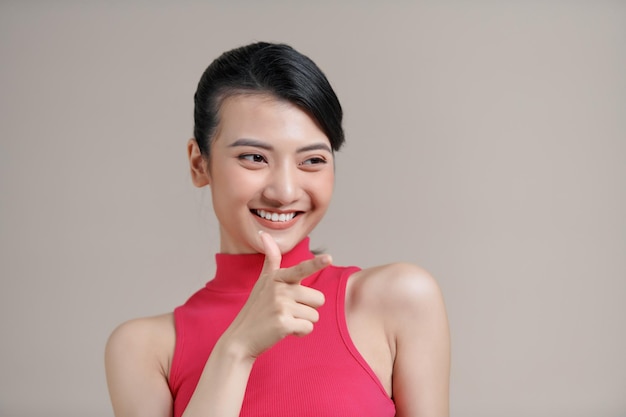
[{"xmin": 259, "ymin": 231, "xmax": 282, "ymax": 273}]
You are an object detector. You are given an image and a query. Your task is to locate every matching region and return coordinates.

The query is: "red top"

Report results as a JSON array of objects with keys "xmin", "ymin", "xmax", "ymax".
[{"xmin": 169, "ymin": 238, "xmax": 396, "ymax": 417}]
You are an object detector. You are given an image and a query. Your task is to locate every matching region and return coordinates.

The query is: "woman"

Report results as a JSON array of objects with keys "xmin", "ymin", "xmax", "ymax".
[{"xmin": 105, "ymin": 42, "xmax": 450, "ymax": 417}]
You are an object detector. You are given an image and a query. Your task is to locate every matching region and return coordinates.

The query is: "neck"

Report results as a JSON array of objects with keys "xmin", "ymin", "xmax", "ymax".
[{"xmin": 208, "ymin": 237, "xmax": 314, "ymax": 292}]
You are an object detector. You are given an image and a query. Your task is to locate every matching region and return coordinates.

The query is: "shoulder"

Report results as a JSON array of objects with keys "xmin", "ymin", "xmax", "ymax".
[
  {"xmin": 107, "ymin": 313, "xmax": 175, "ymax": 351},
  {"xmin": 105, "ymin": 313, "xmax": 176, "ymax": 377},
  {"xmin": 105, "ymin": 313, "xmax": 176, "ymax": 417},
  {"xmin": 105, "ymin": 314, "xmax": 176, "ymax": 417},
  {"xmin": 348, "ymin": 262, "xmax": 448, "ymax": 340},
  {"xmin": 351, "ymin": 263, "xmax": 450, "ymax": 414},
  {"xmin": 350, "ymin": 262, "xmax": 444, "ymax": 312}
]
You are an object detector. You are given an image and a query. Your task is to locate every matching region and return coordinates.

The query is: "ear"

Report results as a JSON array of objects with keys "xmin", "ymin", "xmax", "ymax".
[{"xmin": 187, "ymin": 138, "xmax": 210, "ymax": 187}]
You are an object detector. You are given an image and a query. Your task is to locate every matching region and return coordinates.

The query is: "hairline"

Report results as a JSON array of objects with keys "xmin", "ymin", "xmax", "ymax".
[{"xmin": 208, "ymin": 88, "xmax": 332, "ymax": 154}]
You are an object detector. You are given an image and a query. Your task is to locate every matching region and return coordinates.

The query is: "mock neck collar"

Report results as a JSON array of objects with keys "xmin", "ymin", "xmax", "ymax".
[{"xmin": 207, "ymin": 237, "xmax": 314, "ymax": 293}]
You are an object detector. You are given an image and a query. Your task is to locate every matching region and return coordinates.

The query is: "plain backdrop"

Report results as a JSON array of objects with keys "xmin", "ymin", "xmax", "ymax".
[{"xmin": 1, "ymin": 1, "xmax": 624, "ymax": 416}]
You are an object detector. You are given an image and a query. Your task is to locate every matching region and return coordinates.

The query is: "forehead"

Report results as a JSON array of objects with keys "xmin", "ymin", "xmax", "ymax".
[{"xmin": 213, "ymin": 93, "xmax": 330, "ymax": 149}]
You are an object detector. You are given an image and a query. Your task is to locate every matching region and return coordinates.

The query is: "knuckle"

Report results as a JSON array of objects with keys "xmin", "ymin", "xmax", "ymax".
[
  {"xmin": 297, "ymin": 260, "xmax": 317, "ymax": 277},
  {"xmin": 277, "ymin": 312, "xmax": 290, "ymax": 328},
  {"xmin": 293, "ymin": 263, "xmax": 307, "ymax": 278}
]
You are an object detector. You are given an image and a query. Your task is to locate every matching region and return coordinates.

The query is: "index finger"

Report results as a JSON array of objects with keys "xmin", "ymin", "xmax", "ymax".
[{"xmin": 277, "ymin": 254, "xmax": 332, "ymax": 285}]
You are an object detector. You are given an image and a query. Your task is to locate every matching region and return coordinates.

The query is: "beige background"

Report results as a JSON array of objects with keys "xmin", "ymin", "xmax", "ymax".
[{"xmin": 1, "ymin": 1, "xmax": 624, "ymax": 416}]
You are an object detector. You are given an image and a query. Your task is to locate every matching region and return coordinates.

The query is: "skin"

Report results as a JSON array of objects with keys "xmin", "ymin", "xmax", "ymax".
[{"xmin": 105, "ymin": 93, "xmax": 450, "ymax": 417}]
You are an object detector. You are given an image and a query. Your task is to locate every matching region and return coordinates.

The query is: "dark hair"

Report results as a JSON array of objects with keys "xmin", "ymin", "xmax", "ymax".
[{"xmin": 193, "ymin": 42, "xmax": 344, "ymax": 157}]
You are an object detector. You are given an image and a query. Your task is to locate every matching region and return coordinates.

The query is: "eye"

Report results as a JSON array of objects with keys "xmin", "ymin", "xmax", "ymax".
[
  {"xmin": 239, "ymin": 154, "xmax": 267, "ymax": 164},
  {"xmin": 300, "ymin": 157, "xmax": 327, "ymax": 166}
]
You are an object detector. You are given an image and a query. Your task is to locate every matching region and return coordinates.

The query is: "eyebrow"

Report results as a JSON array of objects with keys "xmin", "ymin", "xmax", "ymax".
[{"xmin": 228, "ymin": 138, "xmax": 332, "ymax": 153}]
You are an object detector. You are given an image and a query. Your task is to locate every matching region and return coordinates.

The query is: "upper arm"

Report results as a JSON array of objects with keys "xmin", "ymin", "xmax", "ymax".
[
  {"xmin": 105, "ymin": 315, "xmax": 175, "ymax": 417},
  {"xmin": 384, "ymin": 264, "xmax": 450, "ymax": 417}
]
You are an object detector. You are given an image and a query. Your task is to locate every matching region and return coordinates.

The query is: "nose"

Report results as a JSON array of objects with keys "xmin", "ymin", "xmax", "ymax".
[{"xmin": 262, "ymin": 162, "xmax": 301, "ymax": 206}]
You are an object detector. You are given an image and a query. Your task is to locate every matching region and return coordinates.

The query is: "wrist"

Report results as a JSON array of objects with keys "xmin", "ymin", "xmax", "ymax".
[{"xmin": 213, "ymin": 335, "xmax": 256, "ymax": 368}]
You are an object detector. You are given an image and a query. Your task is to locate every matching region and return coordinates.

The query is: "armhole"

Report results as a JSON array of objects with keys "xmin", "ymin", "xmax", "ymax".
[
  {"xmin": 335, "ymin": 267, "xmax": 392, "ymax": 399},
  {"xmin": 168, "ymin": 306, "xmax": 185, "ymax": 396}
]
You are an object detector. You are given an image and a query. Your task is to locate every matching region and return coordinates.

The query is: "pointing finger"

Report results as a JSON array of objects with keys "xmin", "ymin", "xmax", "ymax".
[{"xmin": 278, "ymin": 254, "xmax": 332, "ymax": 284}]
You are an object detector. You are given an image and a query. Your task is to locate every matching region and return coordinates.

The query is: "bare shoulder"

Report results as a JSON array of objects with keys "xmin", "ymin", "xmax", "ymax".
[
  {"xmin": 351, "ymin": 263, "xmax": 450, "ymax": 416},
  {"xmin": 106, "ymin": 313, "xmax": 175, "ymax": 368},
  {"xmin": 105, "ymin": 314, "xmax": 176, "ymax": 417},
  {"xmin": 350, "ymin": 262, "xmax": 445, "ymax": 315}
]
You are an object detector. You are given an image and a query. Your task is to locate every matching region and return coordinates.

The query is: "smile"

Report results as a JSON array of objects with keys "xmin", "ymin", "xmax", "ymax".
[{"xmin": 252, "ymin": 209, "xmax": 298, "ymax": 222}]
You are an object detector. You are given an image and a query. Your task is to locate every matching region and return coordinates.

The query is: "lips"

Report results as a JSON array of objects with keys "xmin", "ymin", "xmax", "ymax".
[{"xmin": 252, "ymin": 209, "xmax": 299, "ymax": 222}]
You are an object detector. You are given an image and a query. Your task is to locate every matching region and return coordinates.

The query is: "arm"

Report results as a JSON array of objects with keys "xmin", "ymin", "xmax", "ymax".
[
  {"xmin": 386, "ymin": 264, "xmax": 451, "ymax": 417},
  {"xmin": 182, "ymin": 231, "xmax": 329, "ymax": 416},
  {"xmin": 105, "ymin": 315, "xmax": 175, "ymax": 417},
  {"xmin": 106, "ymin": 232, "xmax": 330, "ymax": 417},
  {"xmin": 105, "ymin": 307, "xmax": 257, "ymax": 417}
]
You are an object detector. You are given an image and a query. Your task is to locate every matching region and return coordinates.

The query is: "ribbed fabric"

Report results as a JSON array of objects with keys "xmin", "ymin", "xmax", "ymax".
[{"xmin": 169, "ymin": 238, "xmax": 396, "ymax": 417}]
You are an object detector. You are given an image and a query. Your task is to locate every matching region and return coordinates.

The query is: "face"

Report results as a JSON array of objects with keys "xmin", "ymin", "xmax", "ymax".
[{"xmin": 189, "ymin": 94, "xmax": 335, "ymax": 254}]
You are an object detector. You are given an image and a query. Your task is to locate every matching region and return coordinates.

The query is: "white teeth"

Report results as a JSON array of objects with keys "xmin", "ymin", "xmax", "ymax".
[{"xmin": 255, "ymin": 209, "xmax": 296, "ymax": 222}]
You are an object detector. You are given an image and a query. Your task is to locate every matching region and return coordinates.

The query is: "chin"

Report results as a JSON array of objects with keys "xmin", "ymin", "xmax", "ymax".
[{"xmin": 268, "ymin": 233, "xmax": 306, "ymax": 254}]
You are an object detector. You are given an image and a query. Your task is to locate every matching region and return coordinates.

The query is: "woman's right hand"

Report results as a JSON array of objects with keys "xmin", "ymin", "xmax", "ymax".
[
  {"xmin": 180, "ymin": 233, "xmax": 330, "ymax": 417},
  {"xmin": 220, "ymin": 231, "xmax": 330, "ymax": 359}
]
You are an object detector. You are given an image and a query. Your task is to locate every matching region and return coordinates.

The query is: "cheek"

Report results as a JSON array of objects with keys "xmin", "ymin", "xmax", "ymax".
[
  {"xmin": 312, "ymin": 172, "xmax": 335, "ymax": 207},
  {"xmin": 211, "ymin": 169, "xmax": 265, "ymax": 208}
]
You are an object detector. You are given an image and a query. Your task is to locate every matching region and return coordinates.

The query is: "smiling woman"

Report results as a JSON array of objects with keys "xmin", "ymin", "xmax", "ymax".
[
  {"xmin": 189, "ymin": 95, "xmax": 335, "ymax": 255},
  {"xmin": 104, "ymin": 42, "xmax": 450, "ymax": 417}
]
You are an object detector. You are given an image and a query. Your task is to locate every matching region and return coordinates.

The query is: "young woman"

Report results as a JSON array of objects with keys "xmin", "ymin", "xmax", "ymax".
[{"xmin": 105, "ymin": 42, "xmax": 450, "ymax": 417}]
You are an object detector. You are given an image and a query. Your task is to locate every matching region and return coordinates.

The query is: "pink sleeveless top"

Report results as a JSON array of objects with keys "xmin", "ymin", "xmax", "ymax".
[{"xmin": 168, "ymin": 238, "xmax": 396, "ymax": 416}]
